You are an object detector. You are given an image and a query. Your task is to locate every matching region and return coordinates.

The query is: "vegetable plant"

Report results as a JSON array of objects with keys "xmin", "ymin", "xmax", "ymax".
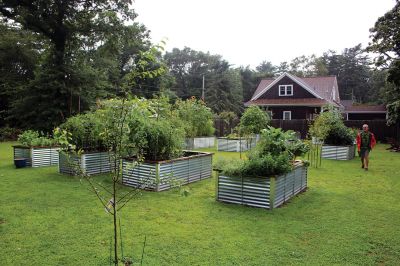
[
  {"xmin": 17, "ymin": 130, "xmax": 57, "ymax": 147},
  {"xmin": 175, "ymin": 97, "xmax": 215, "ymax": 138},
  {"xmin": 216, "ymin": 126, "xmax": 309, "ymax": 177},
  {"xmin": 309, "ymin": 105, "xmax": 355, "ymax": 146}
]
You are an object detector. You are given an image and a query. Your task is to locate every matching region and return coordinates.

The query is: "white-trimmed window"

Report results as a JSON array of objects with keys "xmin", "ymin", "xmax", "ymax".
[
  {"xmin": 279, "ymin": 85, "xmax": 293, "ymax": 96},
  {"xmin": 283, "ymin": 111, "xmax": 291, "ymax": 120},
  {"xmin": 266, "ymin": 110, "xmax": 273, "ymax": 119}
]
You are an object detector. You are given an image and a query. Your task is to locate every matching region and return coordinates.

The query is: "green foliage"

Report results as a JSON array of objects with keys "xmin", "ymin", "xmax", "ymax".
[
  {"xmin": 17, "ymin": 130, "xmax": 56, "ymax": 147},
  {"xmin": 239, "ymin": 106, "xmax": 270, "ymax": 135},
  {"xmin": 129, "ymin": 117, "xmax": 185, "ymax": 161},
  {"xmin": 53, "ymin": 127, "xmax": 75, "ymax": 150},
  {"xmin": 164, "ymin": 47, "xmax": 244, "ymax": 115},
  {"xmin": 322, "ymin": 45, "xmax": 373, "ymax": 103},
  {"xmin": 0, "ymin": 22, "xmax": 40, "ymax": 127},
  {"xmin": 324, "ymin": 125, "xmax": 356, "ymax": 146},
  {"xmin": 367, "ymin": 1, "xmax": 400, "ymax": 66},
  {"xmin": 216, "ymin": 153, "xmax": 291, "ymax": 177},
  {"xmin": 206, "ymin": 68, "xmax": 244, "ymax": 115},
  {"xmin": 60, "ymin": 97, "xmax": 186, "ymax": 161},
  {"xmin": 59, "ymin": 112, "xmax": 104, "ymax": 151},
  {"xmin": 239, "ymin": 66, "xmax": 259, "ymax": 102},
  {"xmin": 0, "ymin": 2, "xmax": 163, "ymax": 131},
  {"xmin": 175, "ymin": 98, "xmax": 215, "ymax": 138},
  {"xmin": 368, "ymin": 1, "xmax": 400, "ymax": 125},
  {"xmin": 217, "ymin": 126, "xmax": 309, "ymax": 177},
  {"xmin": 252, "ymin": 127, "xmax": 309, "ymax": 159},
  {"xmin": 309, "ymin": 106, "xmax": 355, "ymax": 146},
  {"xmin": 0, "ymin": 127, "xmax": 22, "ymax": 141}
]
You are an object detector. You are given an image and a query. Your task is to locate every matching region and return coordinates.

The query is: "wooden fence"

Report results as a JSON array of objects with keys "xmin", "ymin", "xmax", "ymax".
[
  {"xmin": 343, "ymin": 120, "xmax": 399, "ymax": 142},
  {"xmin": 214, "ymin": 118, "xmax": 399, "ymax": 142}
]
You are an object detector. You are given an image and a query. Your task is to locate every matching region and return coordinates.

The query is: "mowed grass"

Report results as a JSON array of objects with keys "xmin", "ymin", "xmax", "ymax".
[{"xmin": 1, "ymin": 142, "xmax": 400, "ymax": 265}]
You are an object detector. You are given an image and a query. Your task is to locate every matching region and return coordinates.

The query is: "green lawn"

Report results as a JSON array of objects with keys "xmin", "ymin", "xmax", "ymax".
[{"xmin": 1, "ymin": 142, "xmax": 400, "ymax": 265}]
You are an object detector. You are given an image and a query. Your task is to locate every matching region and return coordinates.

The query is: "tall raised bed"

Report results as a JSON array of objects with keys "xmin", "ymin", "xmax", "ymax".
[
  {"xmin": 122, "ymin": 151, "xmax": 213, "ymax": 191},
  {"xmin": 216, "ymin": 162, "xmax": 307, "ymax": 210},
  {"xmin": 217, "ymin": 137, "xmax": 257, "ymax": 152},
  {"xmin": 59, "ymin": 151, "xmax": 114, "ymax": 176},
  {"xmin": 321, "ymin": 145, "xmax": 355, "ymax": 160},
  {"xmin": 13, "ymin": 145, "xmax": 59, "ymax": 167},
  {"xmin": 184, "ymin": 137, "xmax": 216, "ymax": 150}
]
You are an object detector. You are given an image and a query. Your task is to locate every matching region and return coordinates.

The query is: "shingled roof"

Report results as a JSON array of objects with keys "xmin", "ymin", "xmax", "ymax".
[{"xmin": 246, "ymin": 72, "xmax": 340, "ymax": 107}]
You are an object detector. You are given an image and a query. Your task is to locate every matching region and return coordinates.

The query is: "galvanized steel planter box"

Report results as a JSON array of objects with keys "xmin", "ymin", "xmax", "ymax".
[
  {"xmin": 122, "ymin": 151, "xmax": 213, "ymax": 191},
  {"xmin": 59, "ymin": 151, "xmax": 114, "ymax": 176},
  {"xmin": 217, "ymin": 137, "xmax": 256, "ymax": 152},
  {"xmin": 184, "ymin": 137, "xmax": 216, "ymax": 150},
  {"xmin": 13, "ymin": 145, "xmax": 59, "ymax": 167},
  {"xmin": 321, "ymin": 145, "xmax": 355, "ymax": 160},
  {"xmin": 216, "ymin": 163, "xmax": 307, "ymax": 210}
]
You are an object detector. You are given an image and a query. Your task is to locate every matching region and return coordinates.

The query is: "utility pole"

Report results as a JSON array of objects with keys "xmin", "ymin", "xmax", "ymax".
[{"xmin": 201, "ymin": 74, "xmax": 205, "ymax": 101}]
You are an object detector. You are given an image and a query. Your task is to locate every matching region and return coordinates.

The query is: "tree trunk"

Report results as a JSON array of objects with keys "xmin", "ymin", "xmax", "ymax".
[{"xmin": 113, "ymin": 181, "xmax": 118, "ymax": 265}]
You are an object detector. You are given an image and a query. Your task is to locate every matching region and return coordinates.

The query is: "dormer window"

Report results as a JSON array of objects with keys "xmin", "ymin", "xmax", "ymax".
[{"xmin": 279, "ymin": 85, "xmax": 293, "ymax": 96}]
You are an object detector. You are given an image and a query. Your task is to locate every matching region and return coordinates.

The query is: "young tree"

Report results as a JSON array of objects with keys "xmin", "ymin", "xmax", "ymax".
[{"xmin": 239, "ymin": 106, "xmax": 270, "ymax": 136}]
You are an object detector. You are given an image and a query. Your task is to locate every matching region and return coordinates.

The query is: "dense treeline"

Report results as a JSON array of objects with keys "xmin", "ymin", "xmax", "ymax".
[{"xmin": 0, "ymin": 0, "xmax": 399, "ymax": 131}]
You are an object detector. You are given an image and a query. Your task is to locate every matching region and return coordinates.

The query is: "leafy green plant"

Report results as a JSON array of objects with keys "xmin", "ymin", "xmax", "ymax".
[
  {"xmin": 128, "ymin": 116, "xmax": 185, "ymax": 161},
  {"xmin": 239, "ymin": 105, "xmax": 270, "ymax": 135},
  {"xmin": 324, "ymin": 124, "xmax": 356, "ymax": 146},
  {"xmin": 217, "ymin": 126, "xmax": 309, "ymax": 177},
  {"xmin": 175, "ymin": 97, "xmax": 215, "ymax": 138},
  {"xmin": 309, "ymin": 106, "xmax": 355, "ymax": 146},
  {"xmin": 17, "ymin": 130, "xmax": 56, "ymax": 147},
  {"xmin": 59, "ymin": 112, "xmax": 104, "ymax": 151}
]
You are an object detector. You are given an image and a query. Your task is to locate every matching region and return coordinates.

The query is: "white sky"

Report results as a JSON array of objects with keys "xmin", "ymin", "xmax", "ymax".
[{"xmin": 134, "ymin": 0, "xmax": 395, "ymax": 68}]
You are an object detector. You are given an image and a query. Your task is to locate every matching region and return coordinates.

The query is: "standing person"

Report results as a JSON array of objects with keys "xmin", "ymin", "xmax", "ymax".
[{"xmin": 356, "ymin": 124, "xmax": 376, "ymax": 171}]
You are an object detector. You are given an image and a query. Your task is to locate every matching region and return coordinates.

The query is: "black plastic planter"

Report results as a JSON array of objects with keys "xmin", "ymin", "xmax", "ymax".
[{"xmin": 14, "ymin": 158, "xmax": 27, "ymax": 168}]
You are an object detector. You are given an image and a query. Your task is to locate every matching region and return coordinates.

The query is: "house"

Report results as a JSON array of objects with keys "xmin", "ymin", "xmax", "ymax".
[
  {"xmin": 245, "ymin": 72, "xmax": 341, "ymax": 120},
  {"xmin": 341, "ymin": 100, "xmax": 387, "ymax": 120}
]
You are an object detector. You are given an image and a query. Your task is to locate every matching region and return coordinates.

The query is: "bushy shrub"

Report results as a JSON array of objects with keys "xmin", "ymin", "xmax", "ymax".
[
  {"xmin": 175, "ymin": 98, "xmax": 215, "ymax": 138},
  {"xmin": 216, "ymin": 126, "xmax": 309, "ymax": 177},
  {"xmin": 239, "ymin": 106, "xmax": 270, "ymax": 135},
  {"xmin": 324, "ymin": 125, "xmax": 355, "ymax": 145},
  {"xmin": 59, "ymin": 112, "xmax": 104, "ymax": 151},
  {"xmin": 0, "ymin": 127, "xmax": 22, "ymax": 141},
  {"xmin": 59, "ymin": 97, "xmax": 186, "ymax": 161},
  {"xmin": 309, "ymin": 106, "xmax": 355, "ymax": 146},
  {"xmin": 129, "ymin": 117, "xmax": 185, "ymax": 161},
  {"xmin": 18, "ymin": 130, "xmax": 57, "ymax": 147}
]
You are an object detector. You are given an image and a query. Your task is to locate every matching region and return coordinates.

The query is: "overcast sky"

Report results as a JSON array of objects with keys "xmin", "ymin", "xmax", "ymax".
[{"xmin": 134, "ymin": 0, "xmax": 395, "ymax": 68}]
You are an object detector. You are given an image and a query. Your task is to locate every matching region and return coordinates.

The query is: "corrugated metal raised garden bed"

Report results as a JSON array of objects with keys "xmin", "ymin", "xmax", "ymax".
[
  {"xmin": 217, "ymin": 137, "xmax": 257, "ymax": 152},
  {"xmin": 122, "ymin": 151, "xmax": 213, "ymax": 191},
  {"xmin": 321, "ymin": 145, "xmax": 355, "ymax": 160},
  {"xmin": 58, "ymin": 151, "xmax": 114, "ymax": 176},
  {"xmin": 216, "ymin": 161, "xmax": 307, "ymax": 210},
  {"xmin": 13, "ymin": 145, "xmax": 59, "ymax": 167},
  {"xmin": 184, "ymin": 137, "xmax": 216, "ymax": 150}
]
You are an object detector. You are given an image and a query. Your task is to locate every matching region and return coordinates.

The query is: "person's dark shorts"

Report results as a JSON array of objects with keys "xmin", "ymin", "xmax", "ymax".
[{"xmin": 359, "ymin": 148, "xmax": 370, "ymax": 158}]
